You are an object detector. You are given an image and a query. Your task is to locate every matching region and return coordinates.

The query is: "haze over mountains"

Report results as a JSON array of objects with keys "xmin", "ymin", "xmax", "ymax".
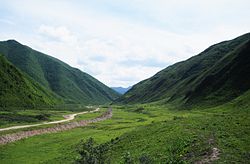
[
  {"xmin": 0, "ymin": 40, "xmax": 119, "ymax": 107},
  {"xmin": 111, "ymin": 86, "xmax": 132, "ymax": 94},
  {"xmin": 117, "ymin": 33, "xmax": 250, "ymax": 107}
]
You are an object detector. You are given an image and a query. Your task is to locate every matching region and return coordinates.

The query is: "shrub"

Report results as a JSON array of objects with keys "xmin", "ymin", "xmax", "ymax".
[
  {"xmin": 34, "ymin": 113, "xmax": 50, "ymax": 121},
  {"xmin": 139, "ymin": 154, "xmax": 152, "ymax": 164},
  {"xmin": 76, "ymin": 138, "xmax": 110, "ymax": 164},
  {"xmin": 173, "ymin": 116, "xmax": 185, "ymax": 120},
  {"xmin": 134, "ymin": 107, "xmax": 144, "ymax": 113}
]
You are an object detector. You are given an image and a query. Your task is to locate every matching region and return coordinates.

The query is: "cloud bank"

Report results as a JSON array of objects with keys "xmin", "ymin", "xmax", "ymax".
[{"xmin": 0, "ymin": 0, "xmax": 249, "ymax": 87}]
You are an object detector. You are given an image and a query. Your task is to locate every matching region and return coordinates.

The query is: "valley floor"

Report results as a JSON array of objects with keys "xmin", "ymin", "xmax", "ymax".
[
  {"xmin": 0, "ymin": 100, "xmax": 249, "ymax": 163},
  {"xmin": 0, "ymin": 108, "xmax": 99, "ymax": 132}
]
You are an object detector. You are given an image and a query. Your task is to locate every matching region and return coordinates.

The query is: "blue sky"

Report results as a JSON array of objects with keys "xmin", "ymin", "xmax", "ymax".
[{"xmin": 0, "ymin": 0, "xmax": 250, "ymax": 87}]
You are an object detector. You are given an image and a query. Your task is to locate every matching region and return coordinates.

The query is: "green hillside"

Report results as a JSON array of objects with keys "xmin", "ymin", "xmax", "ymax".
[
  {"xmin": 117, "ymin": 33, "xmax": 250, "ymax": 107},
  {"xmin": 106, "ymin": 90, "xmax": 250, "ymax": 163},
  {"xmin": 0, "ymin": 54, "xmax": 60, "ymax": 107},
  {"xmin": 0, "ymin": 40, "xmax": 119, "ymax": 105}
]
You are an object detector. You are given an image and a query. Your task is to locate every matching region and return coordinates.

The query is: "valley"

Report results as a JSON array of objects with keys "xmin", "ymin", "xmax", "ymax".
[
  {"xmin": 0, "ymin": 107, "xmax": 99, "ymax": 132},
  {"xmin": 0, "ymin": 98, "xmax": 249, "ymax": 163},
  {"xmin": 0, "ymin": 33, "xmax": 249, "ymax": 163}
]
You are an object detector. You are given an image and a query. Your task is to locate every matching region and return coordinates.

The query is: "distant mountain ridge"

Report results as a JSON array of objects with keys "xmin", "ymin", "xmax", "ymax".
[
  {"xmin": 111, "ymin": 86, "xmax": 132, "ymax": 94},
  {"xmin": 116, "ymin": 33, "xmax": 250, "ymax": 107},
  {"xmin": 0, "ymin": 40, "xmax": 120, "ymax": 106}
]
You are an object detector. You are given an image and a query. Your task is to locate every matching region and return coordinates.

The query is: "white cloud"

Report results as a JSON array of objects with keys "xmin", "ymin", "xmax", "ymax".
[
  {"xmin": 0, "ymin": 0, "xmax": 249, "ymax": 87},
  {"xmin": 38, "ymin": 25, "xmax": 77, "ymax": 44}
]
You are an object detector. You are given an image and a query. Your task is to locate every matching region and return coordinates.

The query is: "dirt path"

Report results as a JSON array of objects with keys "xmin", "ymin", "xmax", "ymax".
[
  {"xmin": 195, "ymin": 147, "xmax": 220, "ymax": 164},
  {"xmin": 0, "ymin": 108, "xmax": 112, "ymax": 145},
  {"xmin": 0, "ymin": 108, "xmax": 99, "ymax": 132}
]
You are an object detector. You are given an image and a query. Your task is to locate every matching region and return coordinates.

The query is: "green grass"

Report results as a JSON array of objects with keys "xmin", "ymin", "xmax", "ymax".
[
  {"xmin": 0, "ymin": 106, "xmax": 94, "ymax": 136},
  {"xmin": 0, "ymin": 105, "xmax": 94, "ymax": 129},
  {"xmin": 0, "ymin": 109, "xmax": 72, "ymax": 128},
  {"xmin": 0, "ymin": 92, "xmax": 249, "ymax": 163},
  {"xmin": 106, "ymin": 106, "xmax": 249, "ymax": 163},
  {"xmin": 74, "ymin": 110, "xmax": 103, "ymax": 121},
  {"xmin": 0, "ymin": 106, "xmax": 157, "ymax": 163},
  {"xmin": 0, "ymin": 54, "xmax": 60, "ymax": 107}
]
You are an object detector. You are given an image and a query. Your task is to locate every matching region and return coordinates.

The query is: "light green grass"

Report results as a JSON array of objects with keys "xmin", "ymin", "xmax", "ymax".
[
  {"xmin": 107, "ymin": 105, "xmax": 250, "ymax": 163},
  {"xmin": 0, "ymin": 107, "xmax": 94, "ymax": 136},
  {"xmin": 0, "ymin": 99, "xmax": 249, "ymax": 163},
  {"xmin": 0, "ymin": 106, "xmax": 201, "ymax": 163},
  {"xmin": 0, "ymin": 107, "xmax": 138, "ymax": 163},
  {"xmin": 0, "ymin": 108, "xmax": 91, "ymax": 129}
]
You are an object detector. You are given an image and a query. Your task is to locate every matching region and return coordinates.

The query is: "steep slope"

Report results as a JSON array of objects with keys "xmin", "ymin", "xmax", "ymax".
[
  {"xmin": 0, "ymin": 54, "xmax": 60, "ymax": 107},
  {"xmin": 0, "ymin": 40, "xmax": 119, "ymax": 104},
  {"xmin": 117, "ymin": 33, "xmax": 250, "ymax": 106},
  {"xmin": 185, "ymin": 39, "xmax": 250, "ymax": 105}
]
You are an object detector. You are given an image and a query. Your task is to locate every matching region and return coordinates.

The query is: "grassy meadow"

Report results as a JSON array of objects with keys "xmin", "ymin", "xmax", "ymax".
[
  {"xmin": 0, "ymin": 98, "xmax": 249, "ymax": 163},
  {"xmin": 0, "ymin": 105, "xmax": 92, "ymax": 129}
]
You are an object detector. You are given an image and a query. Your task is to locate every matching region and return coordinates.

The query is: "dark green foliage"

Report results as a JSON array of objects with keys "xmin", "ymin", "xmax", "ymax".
[
  {"xmin": 117, "ymin": 33, "xmax": 250, "ymax": 107},
  {"xmin": 139, "ymin": 154, "xmax": 152, "ymax": 164},
  {"xmin": 0, "ymin": 113, "xmax": 50, "ymax": 126},
  {"xmin": 173, "ymin": 116, "xmax": 185, "ymax": 120},
  {"xmin": 0, "ymin": 40, "xmax": 120, "ymax": 105},
  {"xmin": 0, "ymin": 54, "xmax": 60, "ymax": 107},
  {"xmin": 76, "ymin": 138, "xmax": 110, "ymax": 164},
  {"xmin": 133, "ymin": 107, "xmax": 150, "ymax": 115},
  {"xmin": 133, "ymin": 107, "xmax": 145, "ymax": 113},
  {"xmin": 34, "ymin": 113, "xmax": 51, "ymax": 121}
]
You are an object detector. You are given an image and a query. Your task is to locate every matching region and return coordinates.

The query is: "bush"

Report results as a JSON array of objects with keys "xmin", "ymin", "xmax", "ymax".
[
  {"xmin": 134, "ymin": 107, "xmax": 144, "ymax": 113},
  {"xmin": 34, "ymin": 113, "xmax": 50, "ymax": 121},
  {"xmin": 76, "ymin": 138, "xmax": 110, "ymax": 164},
  {"xmin": 139, "ymin": 154, "xmax": 152, "ymax": 164},
  {"xmin": 173, "ymin": 116, "xmax": 185, "ymax": 120}
]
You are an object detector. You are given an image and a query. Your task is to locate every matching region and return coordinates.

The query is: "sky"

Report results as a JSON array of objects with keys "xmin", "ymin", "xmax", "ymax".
[{"xmin": 0, "ymin": 0, "xmax": 249, "ymax": 87}]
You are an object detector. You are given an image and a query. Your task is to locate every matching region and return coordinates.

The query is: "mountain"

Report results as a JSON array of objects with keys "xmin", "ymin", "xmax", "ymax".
[
  {"xmin": 116, "ymin": 33, "xmax": 250, "ymax": 107},
  {"xmin": 0, "ymin": 54, "xmax": 60, "ymax": 107},
  {"xmin": 111, "ymin": 86, "xmax": 132, "ymax": 94},
  {"xmin": 0, "ymin": 40, "xmax": 120, "ymax": 105}
]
